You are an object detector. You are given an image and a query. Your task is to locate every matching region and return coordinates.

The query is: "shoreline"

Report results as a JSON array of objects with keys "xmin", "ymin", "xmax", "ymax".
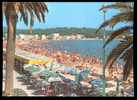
[
  {"xmin": 15, "ymin": 39, "xmax": 124, "ymax": 78},
  {"xmin": 46, "ymin": 38, "xmax": 125, "ymax": 41},
  {"xmin": 4, "ymin": 39, "xmax": 124, "ymax": 77}
]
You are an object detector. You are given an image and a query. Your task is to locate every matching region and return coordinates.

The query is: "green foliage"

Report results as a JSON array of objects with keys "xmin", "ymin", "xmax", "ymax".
[
  {"xmin": 3, "ymin": 27, "xmax": 131, "ymax": 38},
  {"xmin": 3, "ymin": 27, "xmax": 113, "ymax": 38},
  {"xmin": 97, "ymin": 2, "xmax": 133, "ymax": 81}
]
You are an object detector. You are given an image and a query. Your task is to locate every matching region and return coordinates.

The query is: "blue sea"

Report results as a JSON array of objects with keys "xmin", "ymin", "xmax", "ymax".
[{"xmin": 44, "ymin": 40, "xmax": 120, "ymax": 60}]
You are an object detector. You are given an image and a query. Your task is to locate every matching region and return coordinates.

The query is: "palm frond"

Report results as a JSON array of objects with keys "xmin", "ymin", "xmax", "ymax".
[
  {"xmin": 100, "ymin": 3, "xmax": 133, "ymax": 11},
  {"xmin": 103, "ymin": 26, "xmax": 133, "ymax": 48},
  {"xmin": 24, "ymin": 3, "xmax": 34, "ymax": 27},
  {"xmin": 30, "ymin": 14, "xmax": 34, "ymax": 27},
  {"xmin": 96, "ymin": 11, "xmax": 133, "ymax": 33},
  {"xmin": 28, "ymin": 3, "xmax": 41, "ymax": 22},
  {"xmin": 18, "ymin": 2, "xmax": 48, "ymax": 26},
  {"xmin": 105, "ymin": 40, "xmax": 132, "ymax": 70},
  {"xmin": 41, "ymin": 2, "xmax": 48, "ymax": 12},
  {"xmin": 122, "ymin": 47, "xmax": 133, "ymax": 81},
  {"xmin": 18, "ymin": 3, "xmax": 29, "ymax": 26}
]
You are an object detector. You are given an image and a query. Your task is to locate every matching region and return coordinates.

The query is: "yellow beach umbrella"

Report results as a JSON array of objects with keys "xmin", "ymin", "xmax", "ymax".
[{"xmin": 28, "ymin": 58, "xmax": 54, "ymax": 65}]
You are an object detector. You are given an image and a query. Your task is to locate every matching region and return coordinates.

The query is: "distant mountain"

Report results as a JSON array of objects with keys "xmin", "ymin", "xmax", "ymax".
[
  {"xmin": 3, "ymin": 27, "xmax": 130, "ymax": 38},
  {"xmin": 3, "ymin": 27, "xmax": 111, "ymax": 34},
  {"xmin": 3, "ymin": 27, "xmax": 131, "ymax": 38}
]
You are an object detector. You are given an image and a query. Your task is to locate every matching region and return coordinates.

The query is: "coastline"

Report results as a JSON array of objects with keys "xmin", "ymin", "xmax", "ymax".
[{"xmin": 46, "ymin": 38, "xmax": 125, "ymax": 41}]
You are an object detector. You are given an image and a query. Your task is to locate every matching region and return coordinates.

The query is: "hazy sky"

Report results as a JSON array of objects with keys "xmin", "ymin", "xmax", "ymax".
[{"xmin": 3, "ymin": 2, "xmax": 123, "ymax": 29}]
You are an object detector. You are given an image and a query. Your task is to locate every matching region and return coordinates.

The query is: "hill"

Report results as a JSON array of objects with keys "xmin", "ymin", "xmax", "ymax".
[{"xmin": 3, "ymin": 27, "xmax": 112, "ymax": 37}]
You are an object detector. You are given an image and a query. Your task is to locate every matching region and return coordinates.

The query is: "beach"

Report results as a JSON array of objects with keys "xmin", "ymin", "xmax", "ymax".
[
  {"xmin": 3, "ymin": 39, "xmax": 133, "ymax": 96},
  {"xmin": 14, "ymin": 39, "xmax": 124, "ymax": 80}
]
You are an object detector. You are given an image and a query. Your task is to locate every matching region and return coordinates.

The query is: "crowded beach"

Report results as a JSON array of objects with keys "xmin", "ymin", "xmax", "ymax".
[{"xmin": 3, "ymin": 38, "xmax": 134, "ymax": 96}]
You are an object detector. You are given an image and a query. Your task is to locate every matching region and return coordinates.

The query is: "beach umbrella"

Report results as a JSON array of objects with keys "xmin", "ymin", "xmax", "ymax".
[
  {"xmin": 39, "ymin": 68, "xmax": 64, "ymax": 81},
  {"xmin": 75, "ymin": 69, "xmax": 90, "ymax": 84},
  {"xmin": 64, "ymin": 67, "xmax": 77, "ymax": 75},
  {"xmin": 23, "ymin": 64, "xmax": 42, "ymax": 74},
  {"xmin": 90, "ymin": 79, "xmax": 104, "ymax": 93}
]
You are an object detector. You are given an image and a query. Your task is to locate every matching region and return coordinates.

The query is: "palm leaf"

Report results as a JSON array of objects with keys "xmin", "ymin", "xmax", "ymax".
[
  {"xmin": 24, "ymin": 3, "xmax": 35, "ymax": 27},
  {"xmin": 122, "ymin": 47, "xmax": 133, "ymax": 81},
  {"xmin": 30, "ymin": 15, "xmax": 34, "ymax": 27},
  {"xmin": 34, "ymin": 3, "xmax": 48, "ymax": 22},
  {"xmin": 32, "ymin": 3, "xmax": 42, "ymax": 22},
  {"xmin": 18, "ymin": 2, "xmax": 48, "ymax": 26},
  {"xmin": 3, "ymin": 2, "xmax": 48, "ymax": 25},
  {"xmin": 103, "ymin": 26, "xmax": 133, "ymax": 48},
  {"xmin": 96, "ymin": 11, "xmax": 133, "ymax": 33},
  {"xmin": 100, "ymin": 3, "xmax": 133, "ymax": 11},
  {"xmin": 119, "ymin": 36, "xmax": 133, "ymax": 60},
  {"xmin": 22, "ymin": 11, "xmax": 28, "ymax": 26},
  {"xmin": 41, "ymin": 2, "xmax": 48, "ymax": 12},
  {"xmin": 105, "ymin": 40, "xmax": 132, "ymax": 70},
  {"xmin": 18, "ymin": 3, "xmax": 29, "ymax": 26}
]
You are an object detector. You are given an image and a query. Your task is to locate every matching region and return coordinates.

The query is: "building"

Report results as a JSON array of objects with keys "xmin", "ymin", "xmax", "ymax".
[
  {"xmin": 41, "ymin": 34, "xmax": 47, "ymax": 40},
  {"xmin": 52, "ymin": 33, "xmax": 60, "ymax": 40},
  {"xmin": 19, "ymin": 34, "xmax": 35, "ymax": 40},
  {"xmin": 35, "ymin": 34, "xmax": 40, "ymax": 40},
  {"xmin": 76, "ymin": 34, "xmax": 84, "ymax": 39}
]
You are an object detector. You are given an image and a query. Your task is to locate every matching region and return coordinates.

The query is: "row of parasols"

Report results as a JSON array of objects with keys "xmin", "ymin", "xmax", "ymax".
[{"xmin": 22, "ymin": 61, "xmax": 105, "ymax": 96}]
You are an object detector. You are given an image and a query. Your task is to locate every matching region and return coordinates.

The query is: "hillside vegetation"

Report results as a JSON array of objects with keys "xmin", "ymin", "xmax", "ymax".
[{"xmin": 3, "ymin": 27, "xmax": 130, "ymax": 38}]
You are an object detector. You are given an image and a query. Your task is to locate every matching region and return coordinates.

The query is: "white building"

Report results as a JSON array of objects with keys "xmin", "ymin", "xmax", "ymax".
[
  {"xmin": 41, "ymin": 34, "xmax": 47, "ymax": 40},
  {"xmin": 53, "ymin": 33, "xmax": 60, "ymax": 40},
  {"xmin": 76, "ymin": 34, "xmax": 84, "ymax": 39},
  {"xmin": 19, "ymin": 34, "xmax": 35, "ymax": 40},
  {"xmin": 35, "ymin": 34, "xmax": 39, "ymax": 40}
]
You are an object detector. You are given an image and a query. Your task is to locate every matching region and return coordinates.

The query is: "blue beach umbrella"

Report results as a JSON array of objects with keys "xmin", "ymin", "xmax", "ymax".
[
  {"xmin": 75, "ymin": 69, "xmax": 91, "ymax": 83},
  {"xmin": 64, "ymin": 67, "xmax": 77, "ymax": 75}
]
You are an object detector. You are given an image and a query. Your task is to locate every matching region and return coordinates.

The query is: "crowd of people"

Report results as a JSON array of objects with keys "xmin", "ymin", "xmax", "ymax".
[
  {"xmin": 3, "ymin": 39, "xmax": 134, "ymax": 96},
  {"xmin": 4, "ymin": 39, "xmax": 132, "ymax": 80},
  {"xmin": 15, "ymin": 40, "xmax": 101, "ymax": 70}
]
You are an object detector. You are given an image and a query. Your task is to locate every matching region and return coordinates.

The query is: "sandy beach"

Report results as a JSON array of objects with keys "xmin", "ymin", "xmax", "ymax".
[{"xmin": 3, "ymin": 39, "xmax": 133, "ymax": 96}]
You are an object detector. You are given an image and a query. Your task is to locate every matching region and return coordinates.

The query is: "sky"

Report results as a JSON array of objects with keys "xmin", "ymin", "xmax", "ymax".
[{"xmin": 3, "ymin": 2, "xmax": 123, "ymax": 29}]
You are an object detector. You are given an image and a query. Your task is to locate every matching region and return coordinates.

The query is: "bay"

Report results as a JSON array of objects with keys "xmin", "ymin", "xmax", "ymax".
[{"xmin": 44, "ymin": 40, "xmax": 120, "ymax": 59}]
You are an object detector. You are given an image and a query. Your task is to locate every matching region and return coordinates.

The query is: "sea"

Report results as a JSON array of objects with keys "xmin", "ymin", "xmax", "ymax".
[{"xmin": 44, "ymin": 40, "xmax": 121, "ymax": 62}]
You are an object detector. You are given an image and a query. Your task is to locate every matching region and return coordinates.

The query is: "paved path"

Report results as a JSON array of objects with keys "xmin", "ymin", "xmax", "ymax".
[
  {"xmin": 3, "ymin": 69, "xmax": 44, "ymax": 96},
  {"xmin": 13, "ymin": 71, "xmax": 36, "ymax": 96}
]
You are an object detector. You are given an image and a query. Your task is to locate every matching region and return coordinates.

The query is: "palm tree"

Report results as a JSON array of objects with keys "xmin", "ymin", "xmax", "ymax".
[
  {"xmin": 3, "ymin": 2, "xmax": 48, "ymax": 96},
  {"xmin": 96, "ymin": 2, "xmax": 133, "ymax": 81}
]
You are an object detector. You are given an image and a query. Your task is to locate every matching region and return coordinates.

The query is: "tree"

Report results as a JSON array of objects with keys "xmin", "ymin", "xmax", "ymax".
[
  {"xmin": 96, "ymin": 2, "xmax": 133, "ymax": 81},
  {"xmin": 3, "ymin": 2, "xmax": 48, "ymax": 96}
]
